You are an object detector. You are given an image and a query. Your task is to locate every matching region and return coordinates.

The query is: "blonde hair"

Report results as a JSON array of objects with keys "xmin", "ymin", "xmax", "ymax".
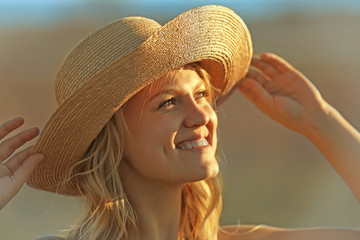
[{"xmin": 66, "ymin": 63, "xmax": 222, "ymax": 240}]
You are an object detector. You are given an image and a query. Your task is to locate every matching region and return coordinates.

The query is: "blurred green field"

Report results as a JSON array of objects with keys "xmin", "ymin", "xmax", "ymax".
[{"xmin": 1, "ymin": 8, "xmax": 360, "ymax": 240}]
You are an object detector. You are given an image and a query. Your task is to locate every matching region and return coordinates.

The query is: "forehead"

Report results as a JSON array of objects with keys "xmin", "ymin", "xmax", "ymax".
[{"xmin": 143, "ymin": 69, "xmax": 206, "ymax": 98}]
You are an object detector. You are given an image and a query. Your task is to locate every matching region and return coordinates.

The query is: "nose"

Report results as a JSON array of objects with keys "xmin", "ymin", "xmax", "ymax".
[{"xmin": 183, "ymin": 100, "xmax": 211, "ymax": 128}]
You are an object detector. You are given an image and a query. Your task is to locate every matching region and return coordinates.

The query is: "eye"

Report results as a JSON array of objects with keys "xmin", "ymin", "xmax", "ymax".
[
  {"xmin": 195, "ymin": 90, "xmax": 209, "ymax": 100},
  {"xmin": 158, "ymin": 97, "xmax": 176, "ymax": 109}
]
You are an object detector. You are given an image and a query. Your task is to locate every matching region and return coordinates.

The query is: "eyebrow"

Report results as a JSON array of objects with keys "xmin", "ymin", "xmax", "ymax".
[
  {"xmin": 148, "ymin": 81, "xmax": 206, "ymax": 103},
  {"xmin": 148, "ymin": 89, "xmax": 178, "ymax": 103}
]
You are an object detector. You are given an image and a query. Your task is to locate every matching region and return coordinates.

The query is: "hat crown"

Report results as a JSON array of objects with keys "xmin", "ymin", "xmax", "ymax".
[{"xmin": 55, "ymin": 17, "xmax": 161, "ymax": 105}]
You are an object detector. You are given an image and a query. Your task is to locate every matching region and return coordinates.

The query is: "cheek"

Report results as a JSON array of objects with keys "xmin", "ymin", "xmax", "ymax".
[
  {"xmin": 210, "ymin": 108, "xmax": 218, "ymax": 129},
  {"xmin": 139, "ymin": 116, "xmax": 180, "ymax": 146},
  {"xmin": 122, "ymin": 118, "xmax": 182, "ymax": 180},
  {"xmin": 124, "ymin": 116, "xmax": 180, "ymax": 164},
  {"xmin": 207, "ymin": 105, "xmax": 218, "ymax": 139}
]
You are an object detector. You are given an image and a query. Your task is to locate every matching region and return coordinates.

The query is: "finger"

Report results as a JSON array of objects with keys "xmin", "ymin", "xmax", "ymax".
[
  {"xmin": 0, "ymin": 117, "xmax": 24, "ymax": 140},
  {"xmin": 0, "ymin": 127, "xmax": 40, "ymax": 162},
  {"xmin": 260, "ymin": 53, "xmax": 294, "ymax": 74},
  {"xmin": 251, "ymin": 55, "xmax": 279, "ymax": 78},
  {"xmin": 11, "ymin": 153, "xmax": 43, "ymax": 190},
  {"xmin": 246, "ymin": 68, "xmax": 270, "ymax": 86},
  {"xmin": 3, "ymin": 145, "xmax": 33, "ymax": 174},
  {"xmin": 246, "ymin": 68, "xmax": 281, "ymax": 94},
  {"xmin": 238, "ymin": 78, "xmax": 274, "ymax": 114}
]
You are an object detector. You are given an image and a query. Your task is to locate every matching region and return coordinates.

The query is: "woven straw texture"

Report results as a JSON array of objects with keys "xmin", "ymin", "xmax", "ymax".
[{"xmin": 27, "ymin": 5, "xmax": 252, "ymax": 195}]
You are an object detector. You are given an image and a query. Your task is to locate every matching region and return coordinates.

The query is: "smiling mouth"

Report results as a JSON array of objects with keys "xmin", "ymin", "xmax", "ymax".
[{"xmin": 176, "ymin": 138, "xmax": 209, "ymax": 150}]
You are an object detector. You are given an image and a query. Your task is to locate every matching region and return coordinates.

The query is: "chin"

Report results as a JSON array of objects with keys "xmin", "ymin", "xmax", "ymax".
[
  {"xmin": 189, "ymin": 158, "xmax": 219, "ymax": 182},
  {"xmin": 205, "ymin": 161, "xmax": 220, "ymax": 179}
]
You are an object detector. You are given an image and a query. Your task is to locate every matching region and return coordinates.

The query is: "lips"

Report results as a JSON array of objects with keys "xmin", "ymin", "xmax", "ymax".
[{"xmin": 176, "ymin": 138, "xmax": 209, "ymax": 150}]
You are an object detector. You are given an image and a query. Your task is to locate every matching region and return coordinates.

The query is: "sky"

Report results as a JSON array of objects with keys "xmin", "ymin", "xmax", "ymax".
[{"xmin": 1, "ymin": 0, "xmax": 360, "ymax": 27}]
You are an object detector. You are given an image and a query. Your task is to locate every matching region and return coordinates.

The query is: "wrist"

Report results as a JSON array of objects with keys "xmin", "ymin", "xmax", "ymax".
[{"xmin": 300, "ymin": 100, "xmax": 335, "ymax": 140}]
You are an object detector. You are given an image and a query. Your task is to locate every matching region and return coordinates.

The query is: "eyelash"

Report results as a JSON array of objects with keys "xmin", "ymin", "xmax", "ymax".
[
  {"xmin": 158, "ymin": 98, "xmax": 176, "ymax": 109},
  {"xmin": 157, "ymin": 90, "xmax": 209, "ymax": 109},
  {"xmin": 196, "ymin": 90, "xmax": 209, "ymax": 99}
]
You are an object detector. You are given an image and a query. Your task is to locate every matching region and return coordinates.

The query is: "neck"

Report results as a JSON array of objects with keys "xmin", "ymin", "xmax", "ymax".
[{"xmin": 121, "ymin": 165, "xmax": 183, "ymax": 240}]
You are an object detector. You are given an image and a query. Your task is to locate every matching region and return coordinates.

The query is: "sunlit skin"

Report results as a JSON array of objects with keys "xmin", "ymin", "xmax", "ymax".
[
  {"xmin": 1, "ymin": 53, "xmax": 360, "ymax": 240},
  {"xmin": 117, "ymin": 69, "xmax": 219, "ymax": 239},
  {"xmin": 0, "ymin": 117, "xmax": 43, "ymax": 210},
  {"xmin": 121, "ymin": 70, "xmax": 219, "ymax": 186}
]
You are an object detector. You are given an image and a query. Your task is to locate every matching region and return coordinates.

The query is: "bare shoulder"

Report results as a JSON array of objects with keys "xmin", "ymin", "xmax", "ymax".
[
  {"xmin": 218, "ymin": 225, "xmax": 283, "ymax": 240},
  {"xmin": 218, "ymin": 225, "xmax": 360, "ymax": 240}
]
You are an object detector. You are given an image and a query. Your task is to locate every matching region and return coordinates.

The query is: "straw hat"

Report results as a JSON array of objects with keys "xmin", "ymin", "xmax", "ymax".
[{"xmin": 27, "ymin": 5, "xmax": 252, "ymax": 195}]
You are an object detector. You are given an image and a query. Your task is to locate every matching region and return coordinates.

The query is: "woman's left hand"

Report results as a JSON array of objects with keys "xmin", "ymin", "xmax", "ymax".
[
  {"xmin": 239, "ymin": 53, "xmax": 360, "ymax": 203},
  {"xmin": 238, "ymin": 52, "xmax": 328, "ymax": 135}
]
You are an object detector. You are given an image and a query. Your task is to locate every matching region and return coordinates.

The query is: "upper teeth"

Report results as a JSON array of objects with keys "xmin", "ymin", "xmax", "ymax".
[{"xmin": 177, "ymin": 138, "xmax": 209, "ymax": 150}]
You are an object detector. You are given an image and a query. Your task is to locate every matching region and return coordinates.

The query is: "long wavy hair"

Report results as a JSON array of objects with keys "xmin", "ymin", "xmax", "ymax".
[{"xmin": 66, "ymin": 63, "xmax": 223, "ymax": 240}]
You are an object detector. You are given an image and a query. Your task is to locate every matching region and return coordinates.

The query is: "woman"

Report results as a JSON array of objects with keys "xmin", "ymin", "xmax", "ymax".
[{"xmin": 1, "ymin": 5, "xmax": 360, "ymax": 240}]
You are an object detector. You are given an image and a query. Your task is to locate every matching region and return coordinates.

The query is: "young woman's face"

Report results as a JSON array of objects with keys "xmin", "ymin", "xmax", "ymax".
[{"xmin": 122, "ymin": 69, "xmax": 218, "ymax": 185}]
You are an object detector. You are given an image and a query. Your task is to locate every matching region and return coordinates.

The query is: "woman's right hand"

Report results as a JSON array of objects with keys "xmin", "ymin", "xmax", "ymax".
[{"xmin": 0, "ymin": 117, "xmax": 43, "ymax": 210}]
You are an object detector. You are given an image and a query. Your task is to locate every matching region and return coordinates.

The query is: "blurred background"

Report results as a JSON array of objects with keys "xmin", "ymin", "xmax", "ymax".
[{"xmin": 1, "ymin": 0, "xmax": 360, "ymax": 239}]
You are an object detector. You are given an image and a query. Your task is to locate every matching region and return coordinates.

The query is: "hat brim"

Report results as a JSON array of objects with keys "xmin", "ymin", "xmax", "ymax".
[{"xmin": 27, "ymin": 5, "xmax": 252, "ymax": 195}]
